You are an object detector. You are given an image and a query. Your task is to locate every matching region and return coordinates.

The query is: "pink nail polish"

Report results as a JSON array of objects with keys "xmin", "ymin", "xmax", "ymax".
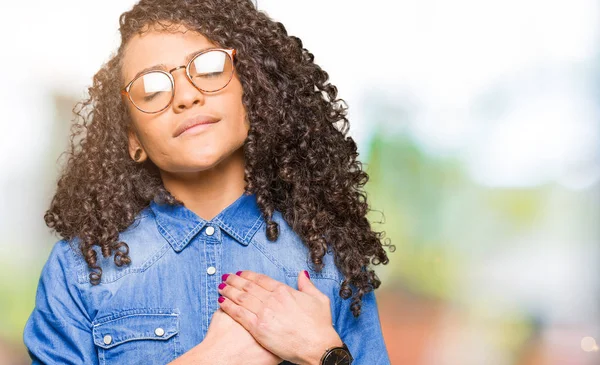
[
  {"xmin": 236, "ymin": 270, "xmax": 243, "ymax": 276},
  {"xmin": 218, "ymin": 283, "xmax": 226, "ymax": 290},
  {"xmin": 221, "ymin": 273, "xmax": 229, "ymax": 281},
  {"xmin": 218, "ymin": 296, "xmax": 225, "ymax": 303},
  {"xmin": 304, "ymin": 270, "xmax": 310, "ymax": 279}
]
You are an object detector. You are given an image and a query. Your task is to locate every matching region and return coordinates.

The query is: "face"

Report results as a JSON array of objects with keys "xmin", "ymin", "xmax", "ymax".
[{"xmin": 121, "ymin": 25, "xmax": 249, "ymax": 175}]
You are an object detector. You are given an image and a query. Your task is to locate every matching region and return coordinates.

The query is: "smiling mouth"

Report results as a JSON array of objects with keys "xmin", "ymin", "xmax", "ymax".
[{"xmin": 179, "ymin": 121, "xmax": 219, "ymax": 136}]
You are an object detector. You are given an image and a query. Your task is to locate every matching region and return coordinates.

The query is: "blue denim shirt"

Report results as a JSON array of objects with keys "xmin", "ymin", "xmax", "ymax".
[{"xmin": 23, "ymin": 192, "xmax": 390, "ymax": 364}]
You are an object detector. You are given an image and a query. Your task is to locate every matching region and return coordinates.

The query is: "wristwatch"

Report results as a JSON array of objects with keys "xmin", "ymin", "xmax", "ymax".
[{"xmin": 319, "ymin": 342, "xmax": 353, "ymax": 365}]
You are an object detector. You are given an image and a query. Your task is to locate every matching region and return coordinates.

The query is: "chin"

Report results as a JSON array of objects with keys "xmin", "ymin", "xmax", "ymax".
[
  {"xmin": 176, "ymin": 144, "xmax": 242, "ymax": 172},
  {"xmin": 189, "ymin": 158, "xmax": 221, "ymax": 171},
  {"xmin": 189, "ymin": 153, "xmax": 225, "ymax": 170}
]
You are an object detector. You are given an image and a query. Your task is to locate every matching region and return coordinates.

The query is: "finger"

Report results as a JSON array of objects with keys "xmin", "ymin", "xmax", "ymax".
[
  {"xmin": 237, "ymin": 270, "xmax": 294, "ymax": 295},
  {"xmin": 218, "ymin": 281, "xmax": 264, "ymax": 315},
  {"xmin": 217, "ymin": 296, "xmax": 258, "ymax": 331},
  {"xmin": 297, "ymin": 270, "xmax": 325, "ymax": 299},
  {"xmin": 223, "ymin": 272, "xmax": 271, "ymax": 303}
]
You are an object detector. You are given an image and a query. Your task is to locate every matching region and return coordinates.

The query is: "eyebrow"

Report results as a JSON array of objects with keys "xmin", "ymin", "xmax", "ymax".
[{"xmin": 128, "ymin": 46, "xmax": 216, "ymax": 82}]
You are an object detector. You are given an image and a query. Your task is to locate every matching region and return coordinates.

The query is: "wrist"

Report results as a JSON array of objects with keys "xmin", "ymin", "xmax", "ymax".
[
  {"xmin": 298, "ymin": 329, "xmax": 343, "ymax": 365},
  {"xmin": 187, "ymin": 337, "xmax": 230, "ymax": 365},
  {"xmin": 167, "ymin": 339, "xmax": 217, "ymax": 365}
]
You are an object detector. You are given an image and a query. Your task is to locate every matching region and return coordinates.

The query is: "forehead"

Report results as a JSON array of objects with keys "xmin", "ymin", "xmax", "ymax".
[{"xmin": 122, "ymin": 26, "xmax": 217, "ymax": 82}]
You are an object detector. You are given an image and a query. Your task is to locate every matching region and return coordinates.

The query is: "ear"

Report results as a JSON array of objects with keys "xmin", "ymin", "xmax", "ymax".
[{"xmin": 127, "ymin": 127, "xmax": 147, "ymax": 162}]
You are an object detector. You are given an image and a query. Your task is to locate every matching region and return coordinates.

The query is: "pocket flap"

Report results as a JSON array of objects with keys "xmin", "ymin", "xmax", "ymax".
[{"xmin": 92, "ymin": 310, "xmax": 179, "ymax": 349}]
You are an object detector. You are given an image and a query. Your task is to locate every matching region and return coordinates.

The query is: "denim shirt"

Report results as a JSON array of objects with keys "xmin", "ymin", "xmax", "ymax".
[{"xmin": 23, "ymin": 192, "xmax": 390, "ymax": 364}]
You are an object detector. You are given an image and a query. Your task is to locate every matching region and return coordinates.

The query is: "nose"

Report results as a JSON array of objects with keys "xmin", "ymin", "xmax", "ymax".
[{"xmin": 170, "ymin": 66, "xmax": 205, "ymax": 113}]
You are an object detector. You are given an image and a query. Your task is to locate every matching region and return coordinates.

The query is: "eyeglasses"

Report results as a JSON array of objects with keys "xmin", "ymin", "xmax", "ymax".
[{"xmin": 121, "ymin": 48, "xmax": 236, "ymax": 114}]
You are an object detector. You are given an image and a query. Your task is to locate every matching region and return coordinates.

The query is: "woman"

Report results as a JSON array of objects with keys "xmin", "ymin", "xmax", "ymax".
[{"xmin": 23, "ymin": 0, "xmax": 394, "ymax": 364}]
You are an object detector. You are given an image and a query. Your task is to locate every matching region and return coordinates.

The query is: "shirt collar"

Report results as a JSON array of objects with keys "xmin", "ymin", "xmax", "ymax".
[{"xmin": 150, "ymin": 192, "xmax": 264, "ymax": 252}]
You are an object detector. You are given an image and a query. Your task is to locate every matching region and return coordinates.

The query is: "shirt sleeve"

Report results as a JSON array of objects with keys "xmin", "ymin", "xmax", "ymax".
[
  {"xmin": 23, "ymin": 240, "xmax": 98, "ymax": 364},
  {"xmin": 335, "ymin": 285, "xmax": 391, "ymax": 364}
]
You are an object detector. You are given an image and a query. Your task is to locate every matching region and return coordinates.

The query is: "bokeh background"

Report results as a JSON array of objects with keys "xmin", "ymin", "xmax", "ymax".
[{"xmin": 1, "ymin": 0, "xmax": 598, "ymax": 364}]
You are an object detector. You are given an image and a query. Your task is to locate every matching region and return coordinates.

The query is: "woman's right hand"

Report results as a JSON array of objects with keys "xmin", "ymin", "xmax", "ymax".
[{"xmin": 169, "ymin": 308, "xmax": 281, "ymax": 365}]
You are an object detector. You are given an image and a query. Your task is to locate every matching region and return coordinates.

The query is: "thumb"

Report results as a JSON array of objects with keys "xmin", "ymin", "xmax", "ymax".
[{"xmin": 297, "ymin": 270, "xmax": 321, "ymax": 297}]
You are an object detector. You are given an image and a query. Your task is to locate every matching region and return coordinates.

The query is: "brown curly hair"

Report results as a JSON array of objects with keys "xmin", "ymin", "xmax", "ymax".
[{"xmin": 45, "ymin": 0, "xmax": 394, "ymax": 317}]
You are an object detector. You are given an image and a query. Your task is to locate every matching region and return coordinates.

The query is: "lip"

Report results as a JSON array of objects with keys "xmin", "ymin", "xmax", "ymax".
[{"xmin": 174, "ymin": 114, "xmax": 220, "ymax": 137}]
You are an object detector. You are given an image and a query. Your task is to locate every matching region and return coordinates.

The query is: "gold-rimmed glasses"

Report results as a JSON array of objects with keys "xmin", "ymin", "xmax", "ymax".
[{"xmin": 121, "ymin": 48, "xmax": 236, "ymax": 114}]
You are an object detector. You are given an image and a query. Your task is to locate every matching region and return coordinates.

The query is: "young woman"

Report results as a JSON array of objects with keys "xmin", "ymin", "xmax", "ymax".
[{"xmin": 23, "ymin": 0, "xmax": 394, "ymax": 364}]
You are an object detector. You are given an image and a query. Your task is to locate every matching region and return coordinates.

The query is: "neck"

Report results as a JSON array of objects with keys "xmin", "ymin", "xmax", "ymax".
[{"xmin": 160, "ymin": 148, "xmax": 247, "ymax": 221}]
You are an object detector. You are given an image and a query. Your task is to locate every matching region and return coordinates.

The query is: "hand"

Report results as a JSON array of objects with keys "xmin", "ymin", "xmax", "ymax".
[
  {"xmin": 217, "ymin": 270, "xmax": 343, "ymax": 365},
  {"xmin": 201, "ymin": 308, "xmax": 282, "ymax": 365}
]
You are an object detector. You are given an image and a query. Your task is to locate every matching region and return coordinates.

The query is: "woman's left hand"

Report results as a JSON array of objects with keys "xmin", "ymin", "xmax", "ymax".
[{"xmin": 217, "ymin": 270, "xmax": 343, "ymax": 365}]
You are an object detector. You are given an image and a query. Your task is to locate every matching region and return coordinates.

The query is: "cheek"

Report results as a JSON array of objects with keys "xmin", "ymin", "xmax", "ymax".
[
  {"xmin": 131, "ymin": 117, "xmax": 170, "ymax": 155},
  {"xmin": 217, "ymin": 85, "xmax": 248, "ymax": 139},
  {"xmin": 232, "ymin": 110, "xmax": 250, "ymax": 143},
  {"xmin": 134, "ymin": 122, "xmax": 153, "ymax": 141},
  {"xmin": 228, "ymin": 76, "xmax": 247, "ymax": 118},
  {"xmin": 231, "ymin": 92, "xmax": 249, "ymax": 133}
]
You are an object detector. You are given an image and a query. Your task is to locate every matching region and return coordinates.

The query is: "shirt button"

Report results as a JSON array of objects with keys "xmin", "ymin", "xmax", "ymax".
[
  {"xmin": 154, "ymin": 327, "xmax": 165, "ymax": 337},
  {"xmin": 103, "ymin": 334, "xmax": 112, "ymax": 345},
  {"xmin": 205, "ymin": 226, "xmax": 215, "ymax": 236},
  {"xmin": 206, "ymin": 266, "xmax": 216, "ymax": 275}
]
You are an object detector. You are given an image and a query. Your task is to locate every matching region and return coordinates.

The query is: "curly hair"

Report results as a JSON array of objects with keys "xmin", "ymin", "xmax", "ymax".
[{"xmin": 45, "ymin": 0, "xmax": 394, "ymax": 317}]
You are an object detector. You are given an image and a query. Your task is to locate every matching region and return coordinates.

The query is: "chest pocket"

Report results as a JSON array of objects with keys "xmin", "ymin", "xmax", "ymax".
[{"xmin": 92, "ymin": 310, "xmax": 180, "ymax": 365}]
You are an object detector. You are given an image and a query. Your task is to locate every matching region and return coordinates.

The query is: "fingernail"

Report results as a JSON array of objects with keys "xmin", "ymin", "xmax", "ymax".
[
  {"xmin": 218, "ymin": 296, "xmax": 225, "ymax": 303},
  {"xmin": 221, "ymin": 273, "xmax": 229, "ymax": 281},
  {"xmin": 218, "ymin": 283, "xmax": 226, "ymax": 290},
  {"xmin": 236, "ymin": 270, "xmax": 243, "ymax": 276},
  {"xmin": 304, "ymin": 270, "xmax": 310, "ymax": 279}
]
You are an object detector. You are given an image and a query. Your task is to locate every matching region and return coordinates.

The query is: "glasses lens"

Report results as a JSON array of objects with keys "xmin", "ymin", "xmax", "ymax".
[
  {"xmin": 129, "ymin": 71, "xmax": 173, "ymax": 113},
  {"xmin": 189, "ymin": 50, "xmax": 234, "ymax": 92}
]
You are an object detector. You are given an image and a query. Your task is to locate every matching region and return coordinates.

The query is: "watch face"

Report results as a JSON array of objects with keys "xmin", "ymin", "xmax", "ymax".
[{"xmin": 323, "ymin": 348, "xmax": 352, "ymax": 365}]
